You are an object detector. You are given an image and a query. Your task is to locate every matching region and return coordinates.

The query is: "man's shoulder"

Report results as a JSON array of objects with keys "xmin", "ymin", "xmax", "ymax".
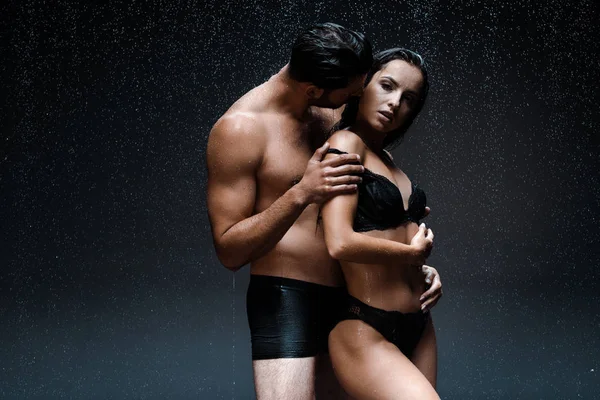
[
  {"xmin": 211, "ymin": 81, "xmax": 278, "ymax": 140},
  {"xmin": 224, "ymin": 79, "xmax": 273, "ymax": 116},
  {"xmin": 210, "ymin": 110, "xmax": 267, "ymax": 144},
  {"xmin": 207, "ymin": 111, "xmax": 269, "ymax": 172}
]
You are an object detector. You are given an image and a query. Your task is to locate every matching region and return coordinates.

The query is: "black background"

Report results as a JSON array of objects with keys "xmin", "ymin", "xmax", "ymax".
[{"xmin": 2, "ymin": 0, "xmax": 599, "ymax": 398}]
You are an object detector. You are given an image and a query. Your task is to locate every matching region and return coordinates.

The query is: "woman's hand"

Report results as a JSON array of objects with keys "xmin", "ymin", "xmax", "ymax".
[
  {"xmin": 420, "ymin": 265, "xmax": 443, "ymax": 312},
  {"xmin": 410, "ymin": 223, "xmax": 434, "ymax": 265}
]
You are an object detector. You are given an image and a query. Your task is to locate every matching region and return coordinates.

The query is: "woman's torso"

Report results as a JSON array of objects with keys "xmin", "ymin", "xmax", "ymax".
[{"xmin": 341, "ymin": 147, "xmax": 427, "ymax": 313}]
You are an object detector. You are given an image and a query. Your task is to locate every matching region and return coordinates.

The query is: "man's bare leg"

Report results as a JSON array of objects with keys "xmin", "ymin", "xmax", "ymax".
[{"xmin": 253, "ymin": 357, "xmax": 316, "ymax": 400}]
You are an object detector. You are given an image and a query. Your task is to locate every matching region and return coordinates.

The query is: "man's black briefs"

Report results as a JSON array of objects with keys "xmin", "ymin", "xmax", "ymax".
[
  {"xmin": 246, "ymin": 274, "xmax": 346, "ymax": 360},
  {"xmin": 338, "ymin": 295, "xmax": 429, "ymax": 358}
]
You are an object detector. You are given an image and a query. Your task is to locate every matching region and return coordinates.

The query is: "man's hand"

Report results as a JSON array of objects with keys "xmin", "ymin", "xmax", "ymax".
[
  {"xmin": 410, "ymin": 223, "xmax": 434, "ymax": 265},
  {"xmin": 420, "ymin": 265, "xmax": 443, "ymax": 313},
  {"xmin": 295, "ymin": 142, "xmax": 365, "ymax": 205}
]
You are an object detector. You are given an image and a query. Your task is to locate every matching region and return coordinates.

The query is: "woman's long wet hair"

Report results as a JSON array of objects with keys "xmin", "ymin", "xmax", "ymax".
[{"xmin": 332, "ymin": 48, "xmax": 430, "ymax": 150}]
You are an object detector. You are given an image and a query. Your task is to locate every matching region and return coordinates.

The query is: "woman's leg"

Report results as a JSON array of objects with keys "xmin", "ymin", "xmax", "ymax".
[
  {"xmin": 315, "ymin": 354, "xmax": 353, "ymax": 399},
  {"xmin": 410, "ymin": 316, "xmax": 437, "ymax": 388},
  {"xmin": 329, "ymin": 320, "xmax": 439, "ymax": 400}
]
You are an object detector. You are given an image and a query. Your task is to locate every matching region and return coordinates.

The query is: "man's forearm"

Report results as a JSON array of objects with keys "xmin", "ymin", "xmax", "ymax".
[{"xmin": 215, "ymin": 187, "xmax": 309, "ymax": 270}]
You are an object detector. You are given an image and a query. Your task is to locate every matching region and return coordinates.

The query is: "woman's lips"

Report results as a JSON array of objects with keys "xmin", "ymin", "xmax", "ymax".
[{"xmin": 378, "ymin": 110, "xmax": 393, "ymax": 123}]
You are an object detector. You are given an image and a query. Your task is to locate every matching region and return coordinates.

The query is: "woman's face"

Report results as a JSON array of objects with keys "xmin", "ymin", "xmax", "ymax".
[{"xmin": 357, "ymin": 60, "xmax": 424, "ymax": 134}]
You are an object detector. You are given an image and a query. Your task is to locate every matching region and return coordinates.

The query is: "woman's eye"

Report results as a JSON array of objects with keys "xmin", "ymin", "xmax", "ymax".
[{"xmin": 381, "ymin": 83, "xmax": 392, "ymax": 91}]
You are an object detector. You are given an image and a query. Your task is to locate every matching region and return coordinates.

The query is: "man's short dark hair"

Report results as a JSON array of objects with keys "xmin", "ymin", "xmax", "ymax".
[{"xmin": 288, "ymin": 23, "xmax": 373, "ymax": 89}]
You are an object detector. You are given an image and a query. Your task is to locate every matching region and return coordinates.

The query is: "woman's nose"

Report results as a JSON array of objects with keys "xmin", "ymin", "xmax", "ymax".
[{"xmin": 388, "ymin": 92, "xmax": 402, "ymax": 109}]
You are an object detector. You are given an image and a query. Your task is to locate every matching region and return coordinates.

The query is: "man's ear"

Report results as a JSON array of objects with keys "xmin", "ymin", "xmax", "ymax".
[{"xmin": 306, "ymin": 85, "xmax": 324, "ymax": 100}]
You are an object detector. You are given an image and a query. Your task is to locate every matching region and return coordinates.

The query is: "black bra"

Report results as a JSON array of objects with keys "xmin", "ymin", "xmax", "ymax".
[{"xmin": 327, "ymin": 148, "xmax": 427, "ymax": 232}]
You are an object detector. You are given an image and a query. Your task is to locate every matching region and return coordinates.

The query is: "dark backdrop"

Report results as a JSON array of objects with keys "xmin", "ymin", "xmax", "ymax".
[{"xmin": 1, "ymin": 0, "xmax": 599, "ymax": 399}]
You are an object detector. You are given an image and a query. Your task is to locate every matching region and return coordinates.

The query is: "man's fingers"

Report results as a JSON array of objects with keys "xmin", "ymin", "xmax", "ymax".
[
  {"xmin": 312, "ymin": 142, "xmax": 330, "ymax": 161},
  {"xmin": 420, "ymin": 265, "xmax": 442, "ymax": 312},
  {"xmin": 420, "ymin": 279, "xmax": 440, "ymax": 299},
  {"xmin": 323, "ymin": 153, "xmax": 361, "ymax": 167},
  {"xmin": 421, "ymin": 273, "xmax": 441, "ymax": 300},
  {"xmin": 423, "ymin": 207, "xmax": 431, "ymax": 217},
  {"xmin": 327, "ymin": 184, "xmax": 359, "ymax": 195},
  {"xmin": 420, "ymin": 288, "xmax": 442, "ymax": 308},
  {"xmin": 421, "ymin": 296, "xmax": 440, "ymax": 312},
  {"xmin": 420, "ymin": 287, "xmax": 434, "ymax": 302},
  {"xmin": 325, "ymin": 175, "xmax": 362, "ymax": 186},
  {"xmin": 432, "ymin": 273, "xmax": 441, "ymax": 286},
  {"xmin": 326, "ymin": 164, "xmax": 365, "ymax": 177},
  {"xmin": 425, "ymin": 270, "xmax": 433, "ymax": 285}
]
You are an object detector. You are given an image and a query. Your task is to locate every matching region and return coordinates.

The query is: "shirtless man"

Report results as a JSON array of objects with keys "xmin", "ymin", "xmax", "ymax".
[{"xmin": 207, "ymin": 23, "xmax": 443, "ymax": 399}]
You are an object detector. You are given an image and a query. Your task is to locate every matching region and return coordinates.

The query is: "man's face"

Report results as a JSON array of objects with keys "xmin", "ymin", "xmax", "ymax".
[{"xmin": 312, "ymin": 74, "xmax": 367, "ymax": 109}]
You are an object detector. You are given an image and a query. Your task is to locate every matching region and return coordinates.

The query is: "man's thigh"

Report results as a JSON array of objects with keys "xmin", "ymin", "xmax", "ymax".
[{"xmin": 253, "ymin": 357, "xmax": 316, "ymax": 400}]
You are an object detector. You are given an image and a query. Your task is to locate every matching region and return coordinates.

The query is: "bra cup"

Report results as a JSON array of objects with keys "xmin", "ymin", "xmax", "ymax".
[
  {"xmin": 408, "ymin": 186, "xmax": 427, "ymax": 222},
  {"xmin": 353, "ymin": 172, "xmax": 406, "ymax": 231},
  {"xmin": 325, "ymin": 147, "xmax": 428, "ymax": 231}
]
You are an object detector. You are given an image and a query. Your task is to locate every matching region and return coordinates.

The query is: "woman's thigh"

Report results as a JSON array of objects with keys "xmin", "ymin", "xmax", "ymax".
[
  {"xmin": 328, "ymin": 320, "xmax": 439, "ymax": 400},
  {"xmin": 410, "ymin": 316, "xmax": 437, "ymax": 388}
]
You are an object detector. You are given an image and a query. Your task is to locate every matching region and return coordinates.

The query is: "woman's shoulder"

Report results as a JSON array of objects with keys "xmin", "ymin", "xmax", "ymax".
[{"xmin": 328, "ymin": 130, "xmax": 366, "ymax": 156}]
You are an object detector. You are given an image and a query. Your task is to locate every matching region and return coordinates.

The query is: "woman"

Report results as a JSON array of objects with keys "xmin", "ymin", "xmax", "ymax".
[{"xmin": 321, "ymin": 48, "xmax": 439, "ymax": 399}]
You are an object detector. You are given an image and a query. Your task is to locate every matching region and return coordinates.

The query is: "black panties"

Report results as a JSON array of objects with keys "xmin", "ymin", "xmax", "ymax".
[{"xmin": 339, "ymin": 295, "xmax": 429, "ymax": 358}]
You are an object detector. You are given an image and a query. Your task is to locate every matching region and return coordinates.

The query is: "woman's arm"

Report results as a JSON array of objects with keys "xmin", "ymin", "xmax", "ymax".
[{"xmin": 321, "ymin": 131, "xmax": 431, "ymax": 266}]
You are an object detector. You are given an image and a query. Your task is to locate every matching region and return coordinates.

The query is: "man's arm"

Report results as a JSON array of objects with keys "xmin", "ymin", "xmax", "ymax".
[
  {"xmin": 207, "ymin": 116, "xmax": 304, "ymax": 271},
  {"xmin": 207, "ymin": 116, "xmax": 363, "ymax": 271}
]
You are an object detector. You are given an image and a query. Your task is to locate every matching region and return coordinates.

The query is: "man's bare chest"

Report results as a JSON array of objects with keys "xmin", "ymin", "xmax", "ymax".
[
  {"xmin": 253, "ymin": 111, "xmax": 332, "ymax": 199},
  {"xmin": 256, "ymin": 137, "xmax": 315, "ymax": 197}
]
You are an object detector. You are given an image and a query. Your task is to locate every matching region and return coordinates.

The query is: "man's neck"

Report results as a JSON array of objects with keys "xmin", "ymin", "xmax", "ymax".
[{"xmin": 268, "ymin": 64, "xmax": 312, "ymax": 120}]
